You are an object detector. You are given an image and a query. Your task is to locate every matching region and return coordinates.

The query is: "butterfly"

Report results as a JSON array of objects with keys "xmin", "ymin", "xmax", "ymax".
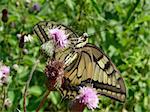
[{"xmin": 33, "ymin": 21, "xmax": 126, "ymax": 102}]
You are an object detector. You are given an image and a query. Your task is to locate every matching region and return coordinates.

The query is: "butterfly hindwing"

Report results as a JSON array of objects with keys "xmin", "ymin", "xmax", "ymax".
[{"xmin": 56, "ymin": 44, "xmax": 126, "ymax": 102}]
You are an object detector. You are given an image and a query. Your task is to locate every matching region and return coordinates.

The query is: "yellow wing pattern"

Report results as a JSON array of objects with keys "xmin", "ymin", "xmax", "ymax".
[
  {"xmin": 56, "ymin": 44, "xmax": 126, "ymax": 102},
  {"xmin": 33, "ymin": 21, "xmax": 79, "ymax": 46},
  {"xmin": 33, "ymin": 21, "xmax": 126, "ymax": 102}
]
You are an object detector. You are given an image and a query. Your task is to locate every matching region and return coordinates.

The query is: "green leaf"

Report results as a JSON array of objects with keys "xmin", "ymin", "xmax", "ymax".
[{"xmin": 29, "ymin": 86, "xmax": 42, "ymax": 96}]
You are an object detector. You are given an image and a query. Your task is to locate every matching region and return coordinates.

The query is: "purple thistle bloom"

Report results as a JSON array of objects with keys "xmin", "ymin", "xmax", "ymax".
[
  {"xmin": 76, "ymin": 86, "xmax": 99, "ymax": 110},
  {"xmin": 49, "ymin": 28, "xmax": 68, "ymax": 48},
  {"xmin": 32, "ymin": 3, "xmax": 40, "ymax": 12},
  {"xmin": 0, "ymin": 65, "xmax": 10, "ymax": 85},
  {"xmin": 1, "ymin": 66, "xmax": 10, "ymax": 76}
]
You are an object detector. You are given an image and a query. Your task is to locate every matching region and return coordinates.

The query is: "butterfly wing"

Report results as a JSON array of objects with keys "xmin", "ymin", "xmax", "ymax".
[
  {"xmin": 33, "ymin": 21, "xmax": 79, "ymax": 45},
  {"xmin": 33, "ymin": 21, "xmax": 126, "ymax": 102},
  {"xmin": 57, "ymin": 43, "xmax": 126, "ymax": 102}
]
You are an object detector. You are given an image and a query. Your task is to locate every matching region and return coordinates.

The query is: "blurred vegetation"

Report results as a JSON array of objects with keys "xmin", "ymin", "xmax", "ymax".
[{"xmin": 0, "ymin": 0, "xmax": 150, "ymax": 112}]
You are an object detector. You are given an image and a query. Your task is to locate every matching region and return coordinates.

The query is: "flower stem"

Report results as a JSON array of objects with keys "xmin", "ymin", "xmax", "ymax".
[
  {"xmin": 1, "ymin": 86, "xmax": 6, "ymax": 112},
  {"xmin": 70, "ymin": 100, "xmax": 85, "ymax": 112},
  {"xmin": 36, "ymin": 89, "xmax": 52, "ymax": 112},
  {"xmin": 23, "ymin": 57, "xmax": 40, "ymax": 112}
]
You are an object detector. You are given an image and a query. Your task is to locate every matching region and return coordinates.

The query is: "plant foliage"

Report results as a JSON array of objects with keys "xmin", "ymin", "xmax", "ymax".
[{"xmin": 0, "ymin": 0, "xmax": 150, "ymax": 112}]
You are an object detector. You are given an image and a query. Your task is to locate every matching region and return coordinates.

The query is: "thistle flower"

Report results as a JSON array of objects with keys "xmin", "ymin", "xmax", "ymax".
[
  {"xmin": 45, "ymin": 60, "xmax": 64, "ymax": 89},
  {"xmin": 35, "ymin": 60, "xmax": 64, "ymax": 112},
  {"xmin": 0, "ymin": 65, "xmax": 10, "ymax": 86},
  {"xmin": 32, "ymin": 3, "xmax": 40, "ymax": 12},
  {"xmin": 76, "ymin": 86, "xmax": 99, "ymax": 111},
  {"xmin": 4, "ymin": 98, "xmax": 12, "ymax": 108},
  {"xmin": 1, "ymin": 66, "xmax": 10, "ymax": 76},
  {"xmin": 49, "ymin": 28, "xmax": 68, "ymax": 48}
]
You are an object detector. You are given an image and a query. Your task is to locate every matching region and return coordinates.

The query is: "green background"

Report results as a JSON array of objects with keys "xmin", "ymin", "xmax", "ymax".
[{"xmin": 0, "ymin": 0, "xmax": 150, "ymax": 112}]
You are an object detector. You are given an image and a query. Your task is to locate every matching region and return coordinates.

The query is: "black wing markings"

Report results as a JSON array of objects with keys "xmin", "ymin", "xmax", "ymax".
[{"xmin": 37, "ymin": 24, "xmax": 49, "ymax": 42}]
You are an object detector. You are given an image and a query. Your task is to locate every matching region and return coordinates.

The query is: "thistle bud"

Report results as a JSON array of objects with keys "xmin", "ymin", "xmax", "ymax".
[
  {"xmin": 23, "ymin": 49, "xmax": 29, "ymax": 55},
  {"xmin": 45, "ymin": 60, "xmax": 64, "ymax": 89},
  {"xmin": 32, "ymin": 3, "xmax": 40, "ymax": 12},
  {"xmin": 13, "ymin": 64, "xmax": 19, "ymax": 70},
  {"xmin": 4, "ymin": 98, "xmax": 12, "ymax": 108},
  {"xmin": 1, "ymin": 9, "xmax": 8, "ymax": 23}
]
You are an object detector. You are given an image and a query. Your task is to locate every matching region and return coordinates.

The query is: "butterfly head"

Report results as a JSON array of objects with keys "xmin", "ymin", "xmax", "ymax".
[{"xmin": 76, "ymin": 33, "xmax": 88, "ymax": 48}]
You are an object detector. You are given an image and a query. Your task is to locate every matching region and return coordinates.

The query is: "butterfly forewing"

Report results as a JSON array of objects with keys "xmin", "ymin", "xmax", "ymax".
[{"xmin": 33, "ymin": 21, "xmax": 79, "ymax": 45}]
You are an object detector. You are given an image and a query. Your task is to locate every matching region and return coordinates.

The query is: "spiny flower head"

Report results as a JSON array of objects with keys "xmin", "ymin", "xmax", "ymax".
[
  {"xmin": 4, "ymin": 98, "xmax": 12, "ymax": 108},
  {"xmin": 0, "ymin": 65, "xmax": 10, "ymax": 76},
  {"xmin": 76, "ymin": 86, "xmax": 99, "ymax": 110},
  {"xmin": 49, "ymin": 28, "xmax": 68, "ymax": 48},
  {"xmin": 45, "ymin": 60, "xmax": 64, "ymax": 89},
  {"xmin": 32, "ymin": 3, "xmax": 40, "ymax": 12},
  {"xmin": 0, "ymin": 64, "xmax": 10, "ymax": 86}
]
